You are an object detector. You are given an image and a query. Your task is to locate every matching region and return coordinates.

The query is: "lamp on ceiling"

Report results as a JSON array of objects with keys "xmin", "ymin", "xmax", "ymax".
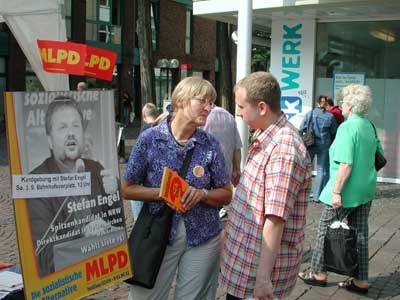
[{"xmin": 370, "ymin": 29, "xmax": 396, "ymax": 42}]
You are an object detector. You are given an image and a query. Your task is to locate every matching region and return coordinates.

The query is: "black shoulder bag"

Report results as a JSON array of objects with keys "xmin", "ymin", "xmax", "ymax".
[
  {"xmin": 125, "ymin": 148, "xmax": 194, "ymax": 288},
  {"xmin": 370, "ymin": 121, "xmax": 387, "ymax": 171}
]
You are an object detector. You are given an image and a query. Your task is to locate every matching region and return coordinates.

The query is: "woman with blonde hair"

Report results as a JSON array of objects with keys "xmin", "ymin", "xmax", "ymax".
[
  {"xmin": 122, "ymin": 77, "xmax": 232, "ymax": 300},
  {"xmin": 299, "ymin": 84, "xmax": 384, "ymax": 295}
]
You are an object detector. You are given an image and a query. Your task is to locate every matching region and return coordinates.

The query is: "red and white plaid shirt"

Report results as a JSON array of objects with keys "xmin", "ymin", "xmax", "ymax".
[{"xmin": 220, "ymin": 114, "xmax": 311, "ymax": 299}]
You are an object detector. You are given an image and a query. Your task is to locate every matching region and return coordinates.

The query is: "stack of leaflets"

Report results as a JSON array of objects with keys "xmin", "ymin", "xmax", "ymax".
[
  {"xmin": 0, "ymin": 270, "xmax": 23, "ymax": 299},
  {"xmin": 159, "ymin": 167, "xmax": 188, "ymax": 213}
]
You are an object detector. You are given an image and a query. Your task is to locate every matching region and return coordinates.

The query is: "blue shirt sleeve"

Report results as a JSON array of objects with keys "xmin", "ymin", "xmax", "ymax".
[{"xmin": 123, "ymin": 131, "xmax": 149, "ymax": 184}]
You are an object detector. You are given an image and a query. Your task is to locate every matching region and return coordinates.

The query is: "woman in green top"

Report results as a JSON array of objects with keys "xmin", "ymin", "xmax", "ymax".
[{"xmin": 299, "ymin": 84, "xmax": 384, "ymax": 295}]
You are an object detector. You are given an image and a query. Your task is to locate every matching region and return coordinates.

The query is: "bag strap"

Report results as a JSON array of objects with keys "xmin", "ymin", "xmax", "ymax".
[
  {"xmin": 334, "ymin": 209, "xmax": 340, "ymax": 221},
  {"xmin": 307, "ymin": 109, "xmax": 314, "ymax": 131},
  {"xmin": 369, "ymin": 120, "xmax": 378, "ymax": 138},
  {"xmin": 179, "ymin": 147, "xmax": 195, "ymax": 179},
  {"xmin": 369, "ymin": 121, "xmax": 380, "ymax": 152}
]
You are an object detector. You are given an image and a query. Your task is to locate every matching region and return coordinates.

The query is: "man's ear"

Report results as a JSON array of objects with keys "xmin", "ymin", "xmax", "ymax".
[
  {"xmin": 258, "ymin": 101, "xmax": 270, "ymax": 116},
  {"xmin": 47, "ymin": 135, "xmax": 54, "ymax": 150}
]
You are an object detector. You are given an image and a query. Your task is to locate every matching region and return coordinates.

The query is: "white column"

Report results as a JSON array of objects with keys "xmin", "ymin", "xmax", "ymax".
[{"xmin": 235, "ymin": 0, "xmax": 252, "ymax": 167}]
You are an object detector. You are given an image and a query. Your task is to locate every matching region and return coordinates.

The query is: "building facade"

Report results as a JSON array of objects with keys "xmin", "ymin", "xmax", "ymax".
[
  {"xmin": 194, "ymin": 0, "xmax": 400, "ymax": 182},
  {"xmin": 0, "ymin": 0, "xmax": 218, "ymax": 121}
]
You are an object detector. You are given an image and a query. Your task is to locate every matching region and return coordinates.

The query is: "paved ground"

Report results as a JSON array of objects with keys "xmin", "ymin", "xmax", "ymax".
[{"xmin": 1, "ymin": 124, "xmax": 400, "ymax": 300}]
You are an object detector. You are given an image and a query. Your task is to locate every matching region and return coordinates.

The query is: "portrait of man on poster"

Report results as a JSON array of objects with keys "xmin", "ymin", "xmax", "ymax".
[{"xmin": 26, "ymin": 96, "xmax": 122, "ymax": 277}]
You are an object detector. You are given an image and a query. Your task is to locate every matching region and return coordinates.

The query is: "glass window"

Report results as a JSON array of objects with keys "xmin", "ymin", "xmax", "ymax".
[
  {"xmin": 64, "ymin": 0, "xmax": 71, "ymax": 17},
  {"xmin": 315, "ymin": 20, "xmax": 400, "ymax": 179},
  {"xmin": 112, "ymin": 0, "xmax": 121, "ymax": 25},
  {"xmin": 26, "ymin": 76, "xmax": 44, "ymax": 92},
  {"xmin": 316, "ymin": 21, "xmax": 400, "ymax": 80},
  {"xmin": 99, "ymin": 24, "xmax": 111, "ymax": 42},
  {"xmin": 0, "ymin": 57, "xmax": 5, "ymax": 119},
  {"xmin": 86, "ymin": 0, "xmax": 97, "ymax": 21},
  {"xmin": 112, "ymin": 26, "xmax": 121, "ymax": 44},
  {"xmin": 65, "ymin": 18, "xmax": 71, "ymax": 39},
  {"xmin": 0, "ymin": 57, "xmax": 5, "ymax": 73},
  {"xmin": 185, "ymin": 9, "xmax": 193, "ymax": 55},
  {"xmin": 86, "ymin": 23, "xmax": 98, "ymax": 41}
]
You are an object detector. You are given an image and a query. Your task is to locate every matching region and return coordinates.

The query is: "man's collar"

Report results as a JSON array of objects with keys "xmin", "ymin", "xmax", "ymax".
[{"xmin": 253, "ymin": 113, "xmax": 287, "ymax": 144}]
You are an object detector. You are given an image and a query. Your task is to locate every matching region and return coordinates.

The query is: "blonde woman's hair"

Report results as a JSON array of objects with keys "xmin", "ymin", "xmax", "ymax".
[
  {"xmin": 339, "ymin": 84, "xmax": 372, "ymax": 116},
  {"xmin": 171, "ymin": 77, "xmax": 216, "ymax": 109}
]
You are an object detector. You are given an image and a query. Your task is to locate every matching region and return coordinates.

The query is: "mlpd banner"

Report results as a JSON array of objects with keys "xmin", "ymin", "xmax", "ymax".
[
  {"xmin": 37, "ymin": 40, "xmax": 117, "ymax": 81},
  {"xmin": 5, "ymin": 91, "xmax": 132, "ymax": 300}
]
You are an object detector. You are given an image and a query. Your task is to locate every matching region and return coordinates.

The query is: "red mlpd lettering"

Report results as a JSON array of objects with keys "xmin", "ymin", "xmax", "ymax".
[{"xmin": 86, "ymin": 250, "xmax": 128, "ymax": 281}]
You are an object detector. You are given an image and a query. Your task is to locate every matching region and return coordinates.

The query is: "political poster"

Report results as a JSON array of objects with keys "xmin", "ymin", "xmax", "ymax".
[{"xmin": 5, "ymin": 90, "xmax": 132, "ymax": 300}]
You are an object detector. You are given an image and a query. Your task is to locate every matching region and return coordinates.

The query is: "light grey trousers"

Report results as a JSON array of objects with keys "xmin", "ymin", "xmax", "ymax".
[{"xmin": 128, "ymin": 219, "xmax": 221, "ymax": 300}]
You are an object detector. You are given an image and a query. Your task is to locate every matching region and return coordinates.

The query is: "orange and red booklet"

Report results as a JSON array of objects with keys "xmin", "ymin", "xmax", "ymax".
[{"xmin": 159, "ymin": 167, "xmax": 188, "ymax": 213}]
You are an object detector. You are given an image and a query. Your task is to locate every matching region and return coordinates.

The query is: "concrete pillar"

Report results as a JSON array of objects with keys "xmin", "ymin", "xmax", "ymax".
[{"xmin": 235, "ymin": 0, "xmax": 252, "ymax": 167}]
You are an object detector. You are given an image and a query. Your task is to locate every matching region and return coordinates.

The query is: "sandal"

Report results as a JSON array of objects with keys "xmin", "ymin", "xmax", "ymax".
[
  {"xmin": 298, "ymin": 271, "xmax": 327, "ymax": 287},
  {"xmin": 338, "ymin": 279, "xmax": 368, "ymax": 294}
]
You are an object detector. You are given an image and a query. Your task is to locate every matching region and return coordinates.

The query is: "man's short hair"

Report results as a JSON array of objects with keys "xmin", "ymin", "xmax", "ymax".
[
  {"xmin": 142, "ymin": 103, "xmax": 159, "ymax": 118},
  {"xmin": 234, "ymin": 72, "xmax": 281, "ymax": 111},
  {"xmin": 326, "ymin": 97, "xmax": 334, "ymax": 106},
  {"xmin": 45, "ymin": 96, "xmax": 84, "ymax": 135},
  {"xmin": 77, "ymin": 82, "xmax": 87, "ymax": 91},
  {"xmin": 317, "ymin": 95, "xmax": 327, "ymax": 104}
]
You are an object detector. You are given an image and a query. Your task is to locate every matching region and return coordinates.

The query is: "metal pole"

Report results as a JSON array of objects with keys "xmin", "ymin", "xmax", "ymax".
[{"xmin": 235, "ymin": 0, "xmax": 252, "ymax": 168}]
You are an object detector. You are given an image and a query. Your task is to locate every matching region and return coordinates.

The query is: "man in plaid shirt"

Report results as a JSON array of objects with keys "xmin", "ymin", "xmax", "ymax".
[{"xmin": 220, "ymin": 72, "xmax": 311, "ymax": 300}]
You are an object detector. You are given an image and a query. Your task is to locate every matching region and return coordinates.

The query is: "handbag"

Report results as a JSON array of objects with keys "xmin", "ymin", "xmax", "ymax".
[
  {"xmin": 324, "ymin": 213, "xmax": 358, "ymax": 276},
  {"xmin": 301, "ymin": 110, "xmax": 314, "ymax": 147},
  {"xmin": 125, "ymin": 148, "xmax": 194, "ymax": 288},
  {"xmin": 370, "ymin": 121, "xmax": 387, "ymax": 171}
]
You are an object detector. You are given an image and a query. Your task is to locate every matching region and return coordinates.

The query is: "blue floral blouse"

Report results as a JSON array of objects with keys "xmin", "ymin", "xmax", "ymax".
[{"xmin": 123, "ymin": 119, "xmax": 230, "ymax": 246}]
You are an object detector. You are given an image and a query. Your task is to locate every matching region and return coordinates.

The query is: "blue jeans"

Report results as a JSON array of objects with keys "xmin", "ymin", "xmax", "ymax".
[{"xmin": 308, "ymin": 144, "xmax": 330, "ymax": 201}]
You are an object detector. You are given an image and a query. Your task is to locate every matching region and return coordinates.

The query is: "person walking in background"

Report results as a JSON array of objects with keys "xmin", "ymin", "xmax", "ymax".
[
  {"xmin": 202, "ymin": 104, "xmax": 242, "ymax": 187},
  {"xmin": 326, "ymin": 96, "xmax": 344, "ymax": 126},
  {"xmin": 300, "ymin": 95, "xmax": 337, "ymax": 201},
  {"xmin": 299, "ymin": 84, "xmax": 383, "ymax": 295},
  {"xmin": 140, "ymin": 103, "xmax": 161, "ymax": 133},
  {"xmin": 122, "ymin": 92, "xmax": 133, "ymax": 128},
  {"xmin": 202, "ymin": 104, "xmax": 242, "ymax": 218},
  {"xmin": 220, "ymin": 72, "xmax": 311, "ymax": 300},
  {"xmin": 130, "ymin": 103, "xmax": 162, "ymax": 220},
  {"xmin": 76, "ymin": 82, "xmax": 87, "ymax": 91},
  {"xmin": 122, "ymin": 77, "xmax": 232, "ymax": 300}
]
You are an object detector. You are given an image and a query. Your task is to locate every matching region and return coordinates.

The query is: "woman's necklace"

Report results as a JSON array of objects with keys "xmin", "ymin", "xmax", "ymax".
[{"xmin": 176, "ymin": 138, "xmax": 188, "ymax": 145}]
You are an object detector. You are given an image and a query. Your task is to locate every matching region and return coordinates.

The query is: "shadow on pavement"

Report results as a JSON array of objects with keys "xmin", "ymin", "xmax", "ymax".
[{"xmin": 368, "ymin": 272, "xmax": 400, "ymax": 298}]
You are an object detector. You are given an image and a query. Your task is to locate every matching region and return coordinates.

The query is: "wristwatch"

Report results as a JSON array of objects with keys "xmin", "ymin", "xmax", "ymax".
[{"xmin": 202, "ymin": 188, "xmax": 208, "ymax": 200}]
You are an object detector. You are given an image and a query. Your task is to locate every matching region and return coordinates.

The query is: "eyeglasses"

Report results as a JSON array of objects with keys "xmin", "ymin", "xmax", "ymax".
[{"xmin": 192, "ymin": 97, "xmax": 214, "ymax": 107}]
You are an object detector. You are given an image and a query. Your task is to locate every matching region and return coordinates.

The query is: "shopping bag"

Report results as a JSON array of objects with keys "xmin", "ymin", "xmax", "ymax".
[{"xmin": 324, "ymin": 220, "xmax": 358, "ymax": 276}]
